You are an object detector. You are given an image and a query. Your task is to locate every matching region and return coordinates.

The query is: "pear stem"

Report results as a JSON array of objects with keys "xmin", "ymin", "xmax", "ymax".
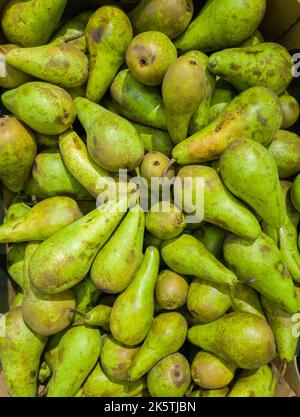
[
  {"xmin": 64, "ymin": 32, "xmax": 86, "ymax": 44},
  {"xmin": 68, "ymin": 308, "xmax": 88, "ymax": 319},
  {"xmin": 162, "ymin": 158, "xmax": 176, "ymax": 178},
  {"xmin": 279, "ymin": 361, "xmax": 288, "ymax": 383}
]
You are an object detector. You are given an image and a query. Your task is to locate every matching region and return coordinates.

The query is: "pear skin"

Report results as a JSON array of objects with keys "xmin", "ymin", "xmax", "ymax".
[
  {"xmin": 193, "ymin": 223, "xmax": 227, "ymax": 259},
  {"xmin": 83, "ymin": 305, "xmax": 111, "ymax": 330},
  {"xmin": 73, "ymin": 276, "xmax": 101, "ymax": 322},
  {"xmin": 239, "ymin": 30, "xmax": 264, "ymax": 47},
  {"xmin": 146, "ymin": 201, "xmax": 186, "ymax": 240},
  {"xmin": 10, "ymin": 292, "xmax": 24, "ymax": 309},
  {"xmin": 231, "ymin": 283, "xmax": 265, "ymax": 319},
  {"xmin": 269, "ymin": 130, "xmax": 300, "ymax": 179},
  {"xmin": 6, "ymin": 243, "xmax": 27, "ymax": 288},
  {"xmin": 132, "ymin": 122, "xmax": 173, "ymax": 157},
  {"xmin": 187, "ymin": 387, "xmax": 229, "ymax": 397},
  {"xmin": 280, "ymin": 93, "xmax": 300, "ymax": 129},
  {"xmin": 0, "ymin": 44, "xmax": 32, "ymax": 88},
  {"xmin": 228, "ymin": 365, "xmax": 277, "ymax": 397},
  {"xmin": 155, "ymin": 270, "xmax": 189, "ymax": 310},
  {"xmin": 4, "ymin": 201, "xmax": 31, "ymax": 224},
  {"xmin": 209, "ymin": 79, "xmax": 235, "ymax": 122}
]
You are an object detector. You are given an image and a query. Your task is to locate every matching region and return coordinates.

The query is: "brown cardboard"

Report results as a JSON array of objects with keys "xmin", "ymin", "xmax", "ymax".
[{"xmin": 261, "ymin": 0, "xmax": 300, "ymax": 41}]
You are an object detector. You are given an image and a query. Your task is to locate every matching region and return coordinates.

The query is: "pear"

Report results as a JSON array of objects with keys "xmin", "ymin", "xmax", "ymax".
[
  {"xmin": 161, "ymin": 234, "xmax": 237, "ymax": 287},
  {"xmin": 239, "ymin": 30, "xmax": 264, "ymax": 47},
  {"xmin": 128, "ymin": 0, "xmax": 193, "ymax": 39},
  {"xmin": 0, "ymin": 196, "xmax": 82, "ymax": 243},
  {"xmin": 155, "ymin": 270, "xmax": 189, "ymax": 310},
  {"xmin": 83, "ymin": 305, "xmax": 111, "ymax": 330},
  {"xmin": 224, "ymin": 232, "xmax": 299, "ymax": 314},
  {"xmin": 174, "ymin": 0, "xmax": 266, "ymax": 52},
  {"xmin": 44, "ymin": 331, "xmax": 66, "ymax": 372},
  {"xmin": 220, "ymin": 138, "xmax": 286, "ymax": 229},
  {"xmin": 172, "ymin": 87, "xmax": 282, "ymax": 164},
  {"xmin": 110, "ymin": 246, "xmax": 159, "ymax": 345},
  {"xmin": 187, "ymin": 387, "xmax": 229, "ymax": 397},
  {"xmin": 228, "ymin": 365, "xmax": 277, "ymax": 397},
  {"xmin": 280, "ymin": 93, "xmax": 300, "ymax": 129},
  {"xmin": 75, "ymin": 97, "xmax": 144, "ymax": 173},
  {"xmin": 193, "ymin": 223, "xmax": 227, "ymax": 259},
  {"xmin": 140, "ymin": 151, "xmax": 175, "ymax": 182},
  {"xmin": 73, "ymin": 276, "xmax": 101, "ymax": 322},
  {"xmin": 5, "ymin": 43, "xmax": 89, "ymax": 88},
  {"xmin": 10, "ymin": 292, "xmax": 24, "ymax": 309},
  {"xmin": 188, "ymin": 312, "xmax": 276, "ymax": 369},
  {"xmin": 110, "ymin": 69, "xmax": 167, "ymax": 129},
  {"xmin": 7, "ymin": 243, "xmax": 26, "ymax": 288},
  {"xmin": 187, "ymin": 278, "xmax": 232, "ymax": 323},
  {"xmin": 132, "ymin": 123, "xmax": 173, "ymax": 157},
  {"xmin": 29, "ymin": 196, "xmax": 129, "ymax": 294},
  {"xmin": 38, "ymin": 361, "xmax": 52, "ymax": 384},
  {"xmin": 291, "ymin": 174, "xmax": 300, "ymax": 213},
  {"xmin": 0, "ymin": 307, "xmax": 47, "ymax": 397},
  {"xmin": 86, "ymin": 6, "xmax": 133, "ymax": 102},
  {"xmin": 36, "ymin": 133, "xmax": 59, "ymax": 149},
  {"xmin": 162, "ymin": 52, "xmax": 206, "ymax": 144},
  {"xmin": 126, "ymin": 31, "xmax": 177, "ymax": 86},
  {"xmin": 0, "ymin": 116, "xmax": 36, "ymax": 192},
  {"xmin": 1, "ymin": 0, "xmax": 67, "ymax": 47},
  {"xmin": 231, "ymin": 283, "xmax": 265, "ymax": 319},
  {"xmin": 4, "ymin": 197, "xmax": 31, "ymax": 224},
  {"xmin": 147, "ymin": 353, "xmax": 191, "ymax": 397},
  {"xmin": 209, "ymin": 79, "xmax": 235, "ymax": 122},
  {"xmin": 91, "ymin": 205, "xmax": 145, "ymax": 293},
  {"xmin": 47, "ymin": 325, "xmax": 101, "ymax": 397},
  {"xmin": 146, "ymin": 201, "xmax": 186, "ymax": 240},
  {"xmin": 22, "ymin": 243, "xmax": 76, "ymax": 336},
  {"xmin": 144, "ymin": 231, "xmax": 163, "ymax": 249},
  {"xmin": 176, "ymin": 165, "xmax": 261, "ymax": 239},
  {"xmin": 2, "ymin": 82, "xmax": 76, "ymax": 135},
  {"xmin": 191, "ymin": 351, "xmax": 236, "ymax": 389},
  {"xmin": 0, "ymin": 45, "xmax": 32, "ymax": 88},
  {"xmin": 269, "ymin": 131, "xmax": 300, "ymax": 179},
  {"xmin": 24, "ymin": 177, "xmax": 49, "ymax": 199},
  {"xmin": 208, "ymin": 43, "xmax": 293, "ymax": 95},
  {"xmin": 128, "ymin": 312, "xmax": 187, "ymax": 381}
]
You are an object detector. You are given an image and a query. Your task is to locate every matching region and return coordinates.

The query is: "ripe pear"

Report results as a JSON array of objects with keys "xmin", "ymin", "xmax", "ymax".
[
  {"xmin": 110, "ymin": 246, "xmax": 159, "ymax": 345},
  {"xmin": 10, "ymin": 292, "xmax": 24, "ymax": 309},
  {"xmin": 209, "ymin": 79, "xmax": 235, "ymax": 122},
  {"xmin": 7, "ymin": 243, "xmax": 26, "ymax": 288},
  {"xmin": 86, "ymin": 6, "xmax": 133, "ymax": 102},
  {"xmin": 193, "ymin": 223, "xmax": 227, "ymax": 259},
  {"xmin": 73, "ymin": 276, "xmax": 101, "ymax": 320},
  {"xmin": 75, "ymin": 97, "xmax": 144, "ymax": 173},
  {"xmin": 291, "ymin": 173, "xmax": 300, "ymax": 213},
  {"xmin": 128, "ymin": 312, "xmax": 187, "ymax": 381},
  {"xmin": 0, "ymin": 45, "xmax": 32, "ymax": 88},
  {"xmin": 280, "ymin": 93, "xmax": 300, "ymax": 129},
  {"xmin": 269, "ymin": 131, "xmax": 300, "ymax": 179},
  {"xmin": 83, "ymin": 304, "xmax": 111, "ymax": 330},
  {"xmin": 188, "ymin": 312, "xmax": 276, "ymax": 369},
  {"xmin": 0, "ymin": 116, "xmax": 36, "ymax": 192},
  {"xmin": 146, "ymin": 202, "xmax": 186, "ymax": 240},
  {"xmin": 155, "ymin": 270, "xmax": 189, "ymax": 310},
  {"xmin": 239, "ymin": 30, "xmax": 264, "ymax": 47},
  {"xmin": 228, "ymin": 365, "xmax": 277, "ymax": 397},
  {"xmin": 231, "ymin": 283, "xmax": 265, "ymax": 319},
  {"xmin": 140, "ymin": 151, "xmax": 175, "ymax": 182},
  {"xmin": 1, "ymin": 0, "xmax": 67, "ymax": 47},
  {"xmin": 4, "ymin": 200, "xmax": 31, "ymax": 225},
  {"xmin": 2, "ymin": 82, "xmax": 76, "ymax": 135},
  {"xmin": 91, "ymin": 205, "xmax": 145, "ymax": 293},
  {"xmin": 36, "ymin": 133, "xmax": 59, "ymax": 149},
  {"xmin": 132, "ymin": 123, "xmax": 173, "ymax": 157},
  {"xmin": 220, "ymin": 138, "xmax": 286, "ymax": 229}
]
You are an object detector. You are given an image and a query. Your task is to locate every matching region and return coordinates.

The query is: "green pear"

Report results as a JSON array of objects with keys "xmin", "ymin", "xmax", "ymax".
[
  {"xmin": 128, "ymin": 0, "xmax": 193, "ymax": 39},
  {"xmin": 231, "ymin": 283, "xmax": 265, "ymax": 319},
  {"xmin": 22, "ymin": 243, "xmax": 76, "ymax": 336},
  {"xmin": 4, "ymin": 197, "xmax": 31, "ymax": 224},
  {"xmin": 209, "ymin": 79, "xmax": 235, "ymax": 122},
  {"xmin": 83, "ymin": 362, "xmax": 146, "ymax": 397},
  {"xmin": 188, "ymin": 312, "xmax": 276, "ymax": 369},
  {"xmin": 2, "ymin": 82, "xmax": 76, "ymax": 135},
  {"xmin": 76, "ymin": 200, "xmax": 96, "ymax": 215},
  {"xmin": 110, "ymin": 246, "xmax": 159, "ymax": 345},
  {"xmin": 44, "ymin": 331, "xmax": 66, "ymax": 372},
  {"xmin": 24, "ymin": 177, "xmax": 49, "ymax": 199},
  {"xmin": 147, "ymin": 353, "xmax": 191, "ymax": 397},
  {"xmin": 0, "ymin": 307, "xmax": 47, "ymax": 397},
  {"xmin": 0, "ymin": 45, "xmax": 32, "ymax": 88},
  {"xmin": 110, "ymin": 69, "xmax": 167, "ymax": 129},
  {"xmin": 29, "ymin": 196, "xmax": 129, "ymax": 294},
  {"xmin": 140, "ymin": 151, "xmax": 175, "ymax": 182},
  {"xmin": 6, "ymin": 243, "xmax": 27, "ymax": 288},
  {"xmin": 0, "ymin": 196, "xmax": 82, "ymax": 243},
  {"xmin": 86, "ymin": 6, "xmax": 133, "ymax": 102},
  {"xmin": 239, "ymin": 30, "xmax": 264, "ymax": 47},
  {"xmin": 146, "ymin": 202, "xmax": 186, "ymax": 240},
  {"xmin": 75, "ymin": 97, "xmax": 144, "ymax": 173},
  {"xmin": 208, "ymin": 43, "xmax": 293, "ymax": 95},
  {"xmin": 187, "ymin": 278, "xmax": 232, "ymax": 323},
  {"xmin": 224, "ymin": 232, "xmax": 299, "ymax": 314},
  {"xmin": 126, "ymin": 31, "xmax": 177, "ymax": 86},
  {"xmin": 83, "ymin": 305, "xmax": 111, "ymax": 330},
  {"xmin": 36, "ymin": 133, "xmax": 59, "ymax": 149},
  {"xmin": 269, "ymin": 131, "xmax": 300, "ymax": 179},
  {"xmin": 5, "ymin": 43, "xmax": 89, "ymax": 88},
  {"xmin": 73, "ymin": 276, "xmax": 101, "ymax": 322},
  {"xmin": 161, "ymin": 234, "xmax": 237, "ymax": 287},
  {"xmin": 187, "ymin": 387, "xmax": 229, "ymax": 397},
  {"xmin": 155, "ymin": 270, "xmax": 189, "ymax": 310},
  {"xmin": 291, "ymin": 173, "xmax": 300, "ymax": 213},
  {"xmin": 132, "ymin": 122, "xmax": 173, "ymax": 157},
  {"xmin": 144, "ymin": 230, "xmax": 163, "ymax": 249},
  {"xmin": 47, "ymin": 325, "xmax": 101, "ymax": 397},
  {"xmin": 162, "ymin": 52, "xmax": 206, "ymax": 144},
  {"xmin": 176, "ymin": 165, "xmax": 261, "ymax": 239},
  {"xmin": 174, "ymin": 0, "xmax": 266, "ymax": 52},
  {"xmin": 128, "ymin": 312, "xmax": 187, "ymax": 381},
  {"xmin": 228, "ymin": 365, "xmax": 277, "ymax": 397},
  {"xmin": 10, "ymin": 292, "xmax": 24, "ymax": 309},
  {"xmin": 1, "ymin": 0, "xmax": 67, "ymax": 47},
  {"xmin": 191, "ymin": 351, "xmax": 236, "ymax": 389},
  {"xmin": 193, "ymin": 223, "xmax": 227, "ymax": 259},
  {"xmin": 0, "ymin": 116, "xmax": 36, "ymax": 192},
  {"xmin": 38, "ymin": 361, "xmax": 52, "ymax": 384},
  {"xmin": 280, "ymin": 93, "xmax": 300, "ymax": 129},
  {"xmin": 172, "ymin": 87, "xmax": 282, "ymax": 164},
  {"xmin": 91, "ymin": 205, "xmax": 145, "ymax": 293}
]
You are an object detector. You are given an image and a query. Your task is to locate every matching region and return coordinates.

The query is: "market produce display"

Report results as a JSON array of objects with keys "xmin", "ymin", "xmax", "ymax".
[{"xmin": 0, "ymin": 0, "xmax": 300, "ymax": 398}]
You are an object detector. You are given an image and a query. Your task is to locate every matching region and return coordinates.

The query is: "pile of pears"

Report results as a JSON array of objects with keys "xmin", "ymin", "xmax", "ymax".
[{"xmin": 0, "ymin": 0, "xmax": 300, "ymax": 398}]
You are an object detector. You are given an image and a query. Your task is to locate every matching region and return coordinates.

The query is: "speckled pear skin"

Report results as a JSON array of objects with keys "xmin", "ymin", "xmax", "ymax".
[
  {"xmin": 10, "ymin": 292, "xmax": 24, "ymax": 309},
  {"xmin": 155, "ymin": 270, "xmax": 189, "ymax": 310},
  {"xmin": 4, "ymin": 199, "xmax": 31, "ymax": 224},
  {"xmin": 73, "ymin": 276, "xmax": 101, "ymax": 323},
  {"xmin": 5, "ymin": 43, "xmax": 89, "ymax": 88},
  {"xmin": 0, "ymin": 116, "xmax": 37, "ymax": 192},
  {"xmin": 86, "ymin": 6, "xmax": 133, "ymax": 102},
  {"xmin": 238, "ymin": 30, "xmax": 264, "ymax": 47},
  {"xmin": 174, "ymin": 0, "xmax": 266, "ymax": 52},
  {"xmin": 22, "ymin": 243, "xmax": 76, "ymax": 336},
  {"xmin": 132, "ymin": 122, "xmax": 173, "ymax": 157},
  {"xmin": 176, "ymin": 165, "xmax": 261, "ymax": 239},
  {"xmin": 29, "ymin": 197, "xmax": 128, "ymax": 294},
  {"xmin": 147, "ymin": 353, "xmax": 191, "ymax": 397},
  {"xmin": 91, "ymin": 205, "xmax": 145, "ymax": 294},
  {"xmin": 193, "ymin": 223, "xmax": 227, "ymax": 259},
  {"xmin": 0, "ymin": 45, "xmax": 32, "ymax": 88},
  {"xmin": 75, "ymin": 97, "xmax": 144, "ymax": 173},
  {"xmin": 1, "ymin": 82, "xmax": 76, "ymax": 135},
  {"xmin": 231, "ymin": 283, "xmax": 265, "ymax": 319},
  {"xmin": 129, "ymin": 0, "xmax": 193, "ymax": 40},
  {"xmin": 110, "ymin": 69, "xmax": 167, "ymax": 130},
  {"xmin": 228, "ymin": 365, "xmax": 277, "ymax": 397},
  {"xmin": 84, "ymin": 304, "xmax": 111, "ymax": 330},
  {"xmin": 208, "ymin": 43, "xmax": 293, "ymax": 95},
  {"xmin": 188, "ymin": 312, "xmax": 276, "ymax": 369},
  {"xmin": 47, "ymin": 325, "xmax": 101, "ymax": 397},
  {"xmin": 161, "ymin": 234, "xmax": 237, "ymax": 287},
  {"xmin": 280, "ymin": 93, "xmax": 300, "ymax": 129},
  {"xmin": 172, "ymin": 87, "xmax": 282, "ymax": 164},
  {"xmin": 0, "ymin": 307, "xmax": 48, "ymax": 397},
  {"xmin": 1, "ymin": 0, "xmax": 67, "ymax": 47},
  {"xmin": 110, "ymin": 246, "xmax": 159, "ymax": 346},
  {"xmin": 224, "ymin": 232, "xmax": 299, "ymax": 314},
  {"xmin": 0, "ymin": 196, "xmax": 82, "ymax": 243},
  {"xmin": 146, "ymin": 202, "xmax": 186, "ymax": 240},
  {"xmin": 220, "ymin": 138, "xmax": 286, "ymax": 229},
  {"xmin": 269, "ymin": 131, "xmax": 300, "ymax": 179},
  {"xmin": 209, "ymin": 79, "xmax": 235, "ymax": 122},
  {"xmin": 7, "ymin": 243, "xmax": 26, "ymax": 288},
  {"xmin": 128, "ymin": 312, "xmax": 188, "ymax": 381}
]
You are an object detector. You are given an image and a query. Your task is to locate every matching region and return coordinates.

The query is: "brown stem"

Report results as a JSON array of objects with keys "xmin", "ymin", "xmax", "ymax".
[
  {"xmin": 64, "ymin": 32, "xmax": 85, "ymax": 43},
  {"xmin": 279, "ymin": 361, "xmax": 288, "ymax": 383},
  {"xmin": 162, "ymin": 158, "xmax": 176, "ymax": 178}
]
